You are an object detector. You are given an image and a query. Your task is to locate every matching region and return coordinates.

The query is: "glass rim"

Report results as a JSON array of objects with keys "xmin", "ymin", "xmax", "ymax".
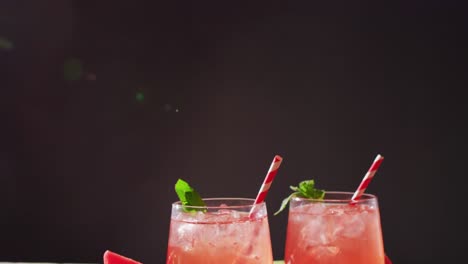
[
  {"xmin": 291, "ymin": 191, "xmax": 378, "ymax": 203},
  {"xmin": 172, "ymin": 197, "xmax": 261, "ymax": 210}
]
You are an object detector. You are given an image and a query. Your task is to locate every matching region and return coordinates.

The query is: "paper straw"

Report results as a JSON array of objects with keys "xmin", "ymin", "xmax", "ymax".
[
  {"xmin": 351, "ymin": 154, "xmax": 384, "ymax": 202},
  {"xmin": 249, "ymin": 155, "xmax": 283, "ymax": 217}
]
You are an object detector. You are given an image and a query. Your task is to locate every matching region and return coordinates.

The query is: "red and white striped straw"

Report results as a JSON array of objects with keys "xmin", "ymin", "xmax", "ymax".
[
  {"xmin": 249, "ymin": 155, "xmax": 283, "ymax": 217},
  {"xmin": 351, "ymin": 154, "xmax": 384, "ymax": 202}
]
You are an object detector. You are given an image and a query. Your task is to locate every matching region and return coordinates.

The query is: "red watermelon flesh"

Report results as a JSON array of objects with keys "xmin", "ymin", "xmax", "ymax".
[{"xmin": 103, "ymin": 250, "xmax": 142, "ymax": 264}]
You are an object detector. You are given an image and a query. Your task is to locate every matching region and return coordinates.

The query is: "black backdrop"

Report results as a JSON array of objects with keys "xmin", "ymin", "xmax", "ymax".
[{"xmin": 1, "ymin": 1, "xmax": 466, "ymax": 263}]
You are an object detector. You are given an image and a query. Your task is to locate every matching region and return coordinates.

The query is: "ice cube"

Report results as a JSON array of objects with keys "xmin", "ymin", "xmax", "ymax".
[
  {"xmin": 304, "ymin": 203, "xmax": 327, "ymax": 215},
  {"xmin": 176, "ymin": 223, "xmax": 197, "ymax": 239},
  {"xmin": 339, "ymin": 211, "xmax": 366, "ymax": 238},
  {"xmin": 300, "ymin": 216, "xmax": 330, "ymax": 246},
  {"xmin": 328, "ymin": 206, "xmax": 344, "ymax": 216},
  {"xmin": 311, "ymin": 246, "xmax": 340, "ymax": 258},
  {"xmin": 216, "ymin": 209, "xmax": 240, "ymax": 219},
  {"xmin": 172, "ymin": 223, "xmax": 198, "ymax": 250},
  {"xmin": 173, "ymin": 210, "xmax": 205, "ymax": 222}
]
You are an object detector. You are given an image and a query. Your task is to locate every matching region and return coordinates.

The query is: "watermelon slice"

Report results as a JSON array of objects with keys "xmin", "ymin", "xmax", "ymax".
[{"xmin": 103, "ymin": 250, "xmax": 142, "ymax": 264}]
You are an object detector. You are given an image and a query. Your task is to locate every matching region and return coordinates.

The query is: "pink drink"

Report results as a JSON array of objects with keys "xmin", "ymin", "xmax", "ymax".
[
  {"xmin": 284, "ymin": 192, "xmax": 385, "ymax": 264},
  {"xmin": 166, "ymin": 198, "xmax": 273, "ymax": 264}
]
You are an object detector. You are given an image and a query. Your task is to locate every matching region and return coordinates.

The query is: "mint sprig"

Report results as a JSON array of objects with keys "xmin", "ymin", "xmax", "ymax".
[
  {"xmin": 274, "ymin": 179, "xmax": 325, "ymax": 215},
  {"xmin": 175, "ymin": 178, "xmax": 207, "ymax": 212}
]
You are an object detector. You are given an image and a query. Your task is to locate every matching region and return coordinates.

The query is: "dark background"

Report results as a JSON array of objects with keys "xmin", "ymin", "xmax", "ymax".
[{"xmin": 1, "ymin": 1, "xmax": 466, "ymax": 263}]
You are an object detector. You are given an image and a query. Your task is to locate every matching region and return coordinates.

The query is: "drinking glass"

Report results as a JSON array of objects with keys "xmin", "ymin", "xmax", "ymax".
[
  {"xmin": 166, "ymin": 198, "xmax": 273, "ymax": 264},
  {"xmin": 284, "ymin": 192, "xmax": 385, "ymax": 264}
]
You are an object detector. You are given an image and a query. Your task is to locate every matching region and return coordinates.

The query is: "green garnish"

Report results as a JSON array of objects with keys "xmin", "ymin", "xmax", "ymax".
[
  {"xmin": 175, "ymin": 178, "xmax": 207, "ymax": 212},
  {"xmin": 274, "ymin": 179, "xmax": 325, "ymax": 215}
]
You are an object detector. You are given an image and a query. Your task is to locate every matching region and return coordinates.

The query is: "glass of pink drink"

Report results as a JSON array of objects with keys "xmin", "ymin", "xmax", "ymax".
[
  {"xmin": 284, "ymin": 192, "xmax": 385, "ymax": 264},
  {"xmin": 166, "ymin": 198, "xmax": 273, "ymax": 264}
]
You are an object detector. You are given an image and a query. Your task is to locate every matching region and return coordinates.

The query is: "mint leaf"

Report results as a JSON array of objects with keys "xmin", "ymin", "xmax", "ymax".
[
  {"xmin": 274, "ymin": 179, "xmax": 325, "ymax": 215},
  {"xmin": 298, "ymin": 180, "xmax": 325, "ymax": 199},
  {"xmin": 274, "ymin": 192, "xmax": 299, "ymax": 215},
  {"xmin": 290, "ymin": 186, "xmax": 299, "ymax": 192},
  {"xmin": 175, "ymin": 178, "xmax": 207, "ymax": 212}
]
